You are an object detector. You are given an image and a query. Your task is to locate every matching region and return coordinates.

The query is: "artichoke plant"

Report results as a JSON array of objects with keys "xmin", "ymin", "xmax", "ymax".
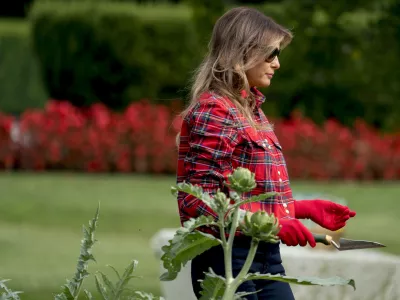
[
  {"xmin": 226, "ymin": 167, "xmax": 257, "ymax": 193},
  {"xmin": 239, "ymin": 211, "xmax": 280, "ymax": 243},
  {"xmin": 213, "ymin": 190, "xmax": 230, "ymax": 211}
]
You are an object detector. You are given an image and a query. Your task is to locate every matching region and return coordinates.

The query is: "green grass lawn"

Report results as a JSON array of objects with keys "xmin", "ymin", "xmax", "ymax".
[{"xmin": 0, "ymin": 172, "xmax": 399, "ymax": 299}]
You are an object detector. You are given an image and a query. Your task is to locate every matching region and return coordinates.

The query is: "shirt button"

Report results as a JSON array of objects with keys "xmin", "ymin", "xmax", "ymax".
[
  {"xmin": 278, "ymin": 171, "xmax": 281, "ymax": 175},
  {"xmin": 279, "ymin": 178, "xmax": 283, "ymax": 183},
  {"xmin": 285, "ymin": 209, "xmax": 290, "ymax": 214},
  {"xmin": 268, "ymin": 145, "xmax": 272, "ymax": 149},
  {"xmin": 283, "ymin": 203, "xmax": 287, "ymax": 208}
]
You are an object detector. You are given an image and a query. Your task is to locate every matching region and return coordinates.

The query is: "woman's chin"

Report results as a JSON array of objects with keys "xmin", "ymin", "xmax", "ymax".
[{"xmin": 258, "ymin": 78, "xmax": 271, "ymax": 88}]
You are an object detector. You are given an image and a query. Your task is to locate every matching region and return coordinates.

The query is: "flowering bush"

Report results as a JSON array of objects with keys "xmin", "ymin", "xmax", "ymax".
[
  {"xmin": 273, "ymin": 111, "xmax": 400, "ymax": 180},
  {"xmin": 0, "ymin": 112, "xmax": 15, "ymax": 170},
  {"xmin": 1, "ymin": 100, "xmax": 182, "ymax": 173},
  {"xmin": 0, "ymin": 101, "xmax": 399, "ymax": 180}
]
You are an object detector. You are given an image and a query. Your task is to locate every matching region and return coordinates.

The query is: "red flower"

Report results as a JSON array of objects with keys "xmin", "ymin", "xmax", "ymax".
[{"xmin": 1, "ymin": 99, "xmax": 399, "ymax": 179}]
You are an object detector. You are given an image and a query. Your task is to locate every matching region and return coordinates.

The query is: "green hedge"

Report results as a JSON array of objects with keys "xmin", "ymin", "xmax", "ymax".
[
  {"xmin": 29, "ymin": 1, "xmax": 199, "ymax": 109},
  {"xmin": 1, "ymin": 1, "xmax": 399, "ymax": 131},
  {"xmin": 0, "ymin": 19, "xmax": 47, "ymax": 114},
  {"xmin": 254, "ymin": 2, "xmax": 400, "ymax": 131}
]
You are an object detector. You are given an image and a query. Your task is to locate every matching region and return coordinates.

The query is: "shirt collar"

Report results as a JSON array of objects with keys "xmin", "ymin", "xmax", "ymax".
[{"xmin": 240, "ymin": 87, "xmax": 266, "ymax": 109}]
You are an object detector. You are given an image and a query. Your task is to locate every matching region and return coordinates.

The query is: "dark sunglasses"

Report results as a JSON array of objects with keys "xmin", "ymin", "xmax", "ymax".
[{"xmin": 265, "ymin": 48, "xmax": 280, "ymax": 62}]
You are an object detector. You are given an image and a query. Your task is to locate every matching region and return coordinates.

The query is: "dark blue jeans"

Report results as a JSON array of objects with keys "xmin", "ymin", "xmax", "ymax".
[{"xmin": 191, "ymin": 237, "xmax": 295, "ymax": 299}]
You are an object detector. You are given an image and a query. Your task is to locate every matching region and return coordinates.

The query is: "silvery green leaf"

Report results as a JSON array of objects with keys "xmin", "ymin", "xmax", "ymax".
[
  {"xmin": 98, "ymin": 272, "xmax": 115, "ymax": 296},
  {"xmin": 84, "ymin": 289, "xmax": 94, "ymax": 300},
  {"xmin": 0, "ymin": 279, "xmax": 22, "ymax": 300},
  {"xmin": 133, "ymin": 291, "xmax": 165, "ymax": 300},
  {"xmin": 54, "ymin": 293, "xmax": 70, "ymax": 300},
  {"xmin": 198, "ymin": 269, "xmax": 226, "ymax": 300},
  {"xmin": 183, "ymin": 215, "xmax": 218, "ymax": 231},
  {"xmin": 121, "ymin": 260, "xmax": 138, "ymax": 279},
  {"xmin": 233, "ymin": 290, "xmax": 261, "ymax": 300},
  {"xmin": 160, "ymin": 230, "xmax": 220, "ymax": 281},
  {"xmin": 94, "ymin": 274, "xmax": 109, "ymax": 300},
  {"xmin": 244, "ymin": 273, "xmax": 356, "ymax": 290},
  {"xmin": 54, "ymin": 279, "xmax": 75, "ymax": 300},
  {"xmin": 114, "ymin": 260, "xmax": 139, "ymax": 299},
  {"xmin": 171, "ymin": 182, "xmax": 214, "ymax": 209}
]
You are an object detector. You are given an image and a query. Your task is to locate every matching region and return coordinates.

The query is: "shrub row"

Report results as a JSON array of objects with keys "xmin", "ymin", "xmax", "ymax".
[
  {"xmin": 29, "ymin": 1, "xmax": 199, "ymax": 109},
  {"xmin": 255, "ymin": 1, "xmax": 400, "ymax": 132},
  {"xmin": 1, "ymin": 101, "xmax": 399, "ymax": 180},
  {"xmin": 0, "ymin": 20, "xmax": 48, "ymax": 115},
  {"xmin": 1, "ymin": 1, "xmax": 400, "ymax": 131}
]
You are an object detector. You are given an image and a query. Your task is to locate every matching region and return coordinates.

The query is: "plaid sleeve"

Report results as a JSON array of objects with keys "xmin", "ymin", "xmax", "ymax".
[{"xmin": 178, "ymin": 99, "xmax": 240, "ymax": 222}]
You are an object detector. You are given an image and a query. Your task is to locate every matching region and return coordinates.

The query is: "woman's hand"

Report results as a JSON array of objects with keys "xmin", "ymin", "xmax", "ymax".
[
  {"xmin": 294, "ymin": 199, "xmax": 356, "ymax": 231},
  {"xmin": 277, "ymin": 218, "xmax": 316, "ymax": 247}
]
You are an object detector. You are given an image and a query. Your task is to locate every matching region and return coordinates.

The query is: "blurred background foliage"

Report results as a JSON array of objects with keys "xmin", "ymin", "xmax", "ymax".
[
  {"xmin": 1, "ymin": 2, "xmax": 399, "ymax": 299},
  {"xmin": 0, "ymin": 0, "xmax": 399, "ymax": 131}
]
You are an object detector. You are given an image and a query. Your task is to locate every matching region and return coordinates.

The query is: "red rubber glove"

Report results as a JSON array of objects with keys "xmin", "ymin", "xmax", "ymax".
[
  {"xmin": 294, "ymin": 199, "xmax": 356, "ymax": 231},
  {"xmin": 277, "ymin": 219, "xmax": 316, "ymax": 247}
]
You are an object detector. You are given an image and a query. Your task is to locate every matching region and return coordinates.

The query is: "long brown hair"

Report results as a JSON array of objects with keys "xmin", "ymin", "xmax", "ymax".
[{"xmin": 181, "ymin": 7, "xmax": 293, "ymax": 128}]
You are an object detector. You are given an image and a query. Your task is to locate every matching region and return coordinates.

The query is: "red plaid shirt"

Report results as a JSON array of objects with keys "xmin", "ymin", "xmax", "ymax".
[{"xmin": 176, "ymin": 88, "xmax": 295, "ymax": 236}]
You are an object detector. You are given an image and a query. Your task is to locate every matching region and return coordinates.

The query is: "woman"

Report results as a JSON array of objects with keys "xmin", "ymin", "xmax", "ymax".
[{"xmin": 175, "ymin": 6, "xmax": 356, "ymax": 299}]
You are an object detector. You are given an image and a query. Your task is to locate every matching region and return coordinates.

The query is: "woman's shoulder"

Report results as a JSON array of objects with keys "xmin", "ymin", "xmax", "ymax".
[
  {"xmin": 184, "ymin": 91, "xmax": 239, "ymax": 124},
  {"xmin": 192, "ymin": 91, "xmax": 238, "ymax": 113}
]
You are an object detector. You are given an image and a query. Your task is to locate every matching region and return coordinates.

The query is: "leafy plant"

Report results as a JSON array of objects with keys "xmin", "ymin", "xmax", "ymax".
[
  {"xmin": 52, "ymin": 203, "xmax": 163, "ymax": 300},
  {"xmin": 54, "ymin": 204, "xmax": 99, "ymax": 299},
  {"xmin": 93, "ymin": 260, "xmax": 163, "ymax": 300},
  {"xmin": 0, "ymin": 203, "xmax": 163, "ymax": 300},
  {"xmin": 161, "ymin": 167, "xmax": 356, "ymax": 299}
]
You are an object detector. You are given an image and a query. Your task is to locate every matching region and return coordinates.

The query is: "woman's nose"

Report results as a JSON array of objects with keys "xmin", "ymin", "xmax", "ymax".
[{"xmin": 271, "ymin": 57, "xmax": 280, "ymax": 70}]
